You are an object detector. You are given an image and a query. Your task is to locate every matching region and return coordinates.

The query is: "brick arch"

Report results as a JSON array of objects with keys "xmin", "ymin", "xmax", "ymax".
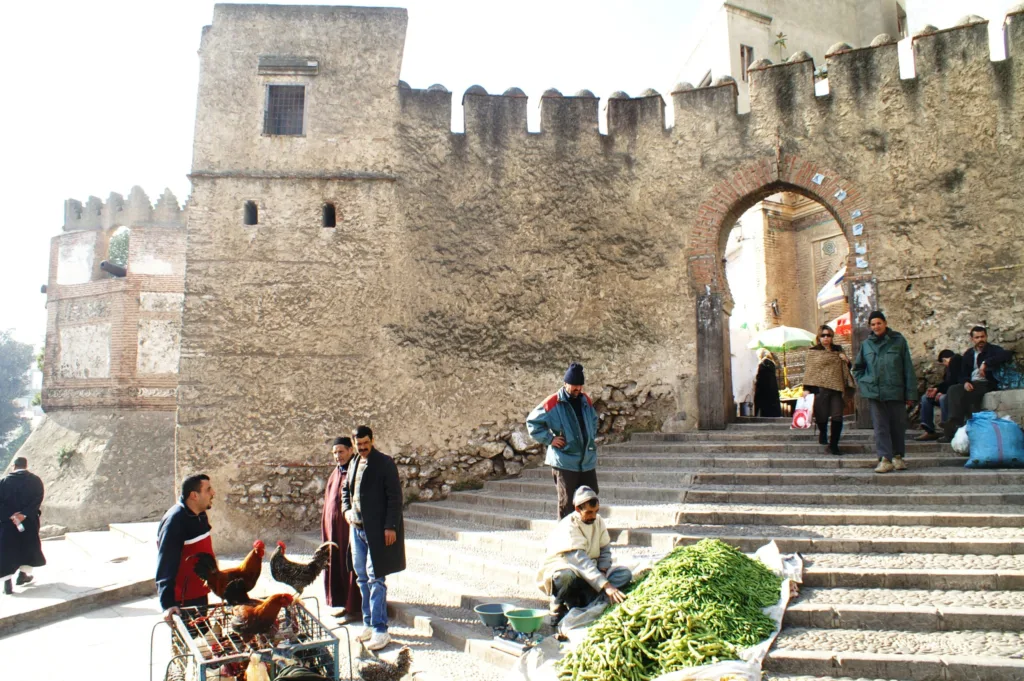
[{"xmin": 690, "ymin": 155, "xmax": 877, "ymax": 430}]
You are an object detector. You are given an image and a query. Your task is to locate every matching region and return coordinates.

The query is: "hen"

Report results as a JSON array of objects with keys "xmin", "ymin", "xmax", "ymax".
[
  {"xmin": 359, "ymin": 646, "xmax": 411, "ymax": 681},
  {"xmin": 193, "ymin": 539, "xmax": 265, "ymax": 600},
  {"xmin": 229, "ymin": 592, "xmax": 294, "ymax": 639},
  {"xmin": 270, "ymin": 541, "xmax": 337, "ymax": 594}
]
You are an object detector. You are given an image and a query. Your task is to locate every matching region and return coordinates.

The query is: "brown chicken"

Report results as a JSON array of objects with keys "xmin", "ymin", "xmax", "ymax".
[
  {"xmin": 270, "ymin": 541, "xmax": 337, "ymax": 595},
  {"xmin": 229, "ymin": 592, "xmax": 294, "ymax": 639},
  {"xmin": 193, "ymin": 539, "xmax": 265, "ymax": 601}
]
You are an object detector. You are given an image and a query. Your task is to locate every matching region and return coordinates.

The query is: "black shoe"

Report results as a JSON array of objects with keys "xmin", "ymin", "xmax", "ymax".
[
  {"xmin": 3, "ymin": 579, "xmax": 12, "ymax": 595},
  {"xmin": 817, "ymin": 422, "xmax": 828, "ymax": 446},
  {"xmin": 15, "ymin": 572, "xmax": 32, "ymax": 586}
]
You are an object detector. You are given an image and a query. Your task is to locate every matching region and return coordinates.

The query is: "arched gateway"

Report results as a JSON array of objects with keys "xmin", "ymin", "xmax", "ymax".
[{"xmin": 689, "ymin": 158, "xmax": 874, "ymax": 429}]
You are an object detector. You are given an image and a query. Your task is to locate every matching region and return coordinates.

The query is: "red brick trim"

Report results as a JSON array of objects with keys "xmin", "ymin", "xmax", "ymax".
[{"xmin": 688, "ymin": 155, "xmax": 872, "ymax": 296}]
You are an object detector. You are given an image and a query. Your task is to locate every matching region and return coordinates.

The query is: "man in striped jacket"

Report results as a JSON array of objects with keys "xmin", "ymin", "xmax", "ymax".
[{"xmin": 156, "ymin": 474, "xmax": 215, "ymax": 622}]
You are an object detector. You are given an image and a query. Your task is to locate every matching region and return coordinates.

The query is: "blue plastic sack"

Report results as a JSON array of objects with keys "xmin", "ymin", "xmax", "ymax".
[
  {"xmin": 964, "ymin": 411, "xmax": 1024, "ymax": 468},
  {"xmin": 994, "ymin": 360, "xmax": 1024, "ymax": 390}
]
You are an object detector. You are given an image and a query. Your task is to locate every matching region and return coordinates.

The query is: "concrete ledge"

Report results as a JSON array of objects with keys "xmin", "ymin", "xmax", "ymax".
[{"xmin": 0, "ymin": 576, "xmax": 155, "ymax": 639}]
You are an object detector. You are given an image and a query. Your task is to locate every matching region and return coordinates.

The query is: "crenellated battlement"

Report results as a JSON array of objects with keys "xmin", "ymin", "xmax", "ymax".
[
  {"xmin": 63, "ymin": 186, "xmax": 188, "ymax": 232},
  {"xmin": 396, "ymin": 8, "xmax": 1022, "ymax": 144}
]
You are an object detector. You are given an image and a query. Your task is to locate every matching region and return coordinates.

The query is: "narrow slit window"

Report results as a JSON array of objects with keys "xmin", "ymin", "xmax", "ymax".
[
  {"xmin": 243, "ymin": 201, "xmax": 258, "ymax": 225},
  {"xmin": 740, "ymin": 45, "xmax": 755, "ymax": 82},
  {"xmin": 264, "ymin": 85, "xmax": 305, "ymax": 135},
  {"xmin": 322, "ymin": 203, "xmax": 336, "ymax": 228}
]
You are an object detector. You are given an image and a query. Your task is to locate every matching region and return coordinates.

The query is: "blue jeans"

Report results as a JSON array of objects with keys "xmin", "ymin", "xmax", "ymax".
[
  {"xmin": 351, "ymin": 527, "xmax": 388, "ymax": 633},
  {"xmin": 920, "ymin": 393, "xmax": 948, "ymax": 433}
]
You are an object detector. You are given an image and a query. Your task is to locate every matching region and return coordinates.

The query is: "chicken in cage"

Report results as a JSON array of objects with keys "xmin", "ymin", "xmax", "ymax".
[{"xmin": 160, "ymin": 598, "xmax": 351, "ymax": 681}]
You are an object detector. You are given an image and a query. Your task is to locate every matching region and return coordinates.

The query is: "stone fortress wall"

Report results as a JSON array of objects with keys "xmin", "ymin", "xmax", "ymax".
[
  {"xmin": 170, "ymin": 4, "xmax": 1024, "ymax": 549},
  {"xmin": 45, "ymin": 187, "xmax": 187, "ymax": 411}
]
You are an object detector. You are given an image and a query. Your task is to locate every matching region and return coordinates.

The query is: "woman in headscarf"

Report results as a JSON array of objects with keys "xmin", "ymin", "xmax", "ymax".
[
  {"xmin": 753, "ymin": 348, "xmax": 782, "ymax": 418},
  {"xmin": 802, "ymin": 324, "xmax": 854, "ymax": 455}
]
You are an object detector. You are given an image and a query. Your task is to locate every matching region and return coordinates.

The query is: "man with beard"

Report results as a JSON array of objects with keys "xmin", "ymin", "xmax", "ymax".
[
  {"xmin": 321, "ymin": 436, "xmax": 361, "ymax": 620},
  {"xmin": 0, "ymin": 457, "xmax": 46, "ymax": 595},
  {"xmin": 941, "ymin": 326, "xmax": 1014, "ymax": 442},
  {"xmin": 536, "ymin": 486, "xmax": 631, "ymax": 625},
  {"xmin": 156, "ymin": 474, "xmax": 215, "ymax": 622}
]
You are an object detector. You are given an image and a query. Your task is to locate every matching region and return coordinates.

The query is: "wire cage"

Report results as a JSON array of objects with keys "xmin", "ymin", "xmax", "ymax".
[{"xmin": 163, "ymin": 599, "xmax": 350, "ymax": 681}]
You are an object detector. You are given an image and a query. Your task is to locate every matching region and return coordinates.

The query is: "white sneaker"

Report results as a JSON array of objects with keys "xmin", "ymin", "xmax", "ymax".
[
  {"xmin": 874, "ymin": 458, "xmax": 895, "ymax": 474},
  {"xmin": 354, "ymin": 626, "xmax": 373, "ymax": 642},
  {"xmin": 892, "ymin": 455, "xmax": 907, "ymax": 471},
  {"xmin": 365, "ymin": 631, "xmax": 391, "ymax": 651}
]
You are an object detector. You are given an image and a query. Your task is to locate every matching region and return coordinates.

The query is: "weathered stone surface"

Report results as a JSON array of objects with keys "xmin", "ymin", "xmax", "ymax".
[
  {"xmin": 174, "ymin": 6, "xmax": 1024, "ymax": 547},
  {"xmin": 12, "ymin": 411, "xmax": 175, "ymax": 531}
]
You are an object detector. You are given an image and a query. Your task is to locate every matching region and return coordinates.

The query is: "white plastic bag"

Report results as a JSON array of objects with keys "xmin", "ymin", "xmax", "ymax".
[
  {"xmin": 790, "ymin": 394, "xmax": 814, "ymax": 429},
  {"xmin": 951, "ymin": 425, "xmax": 970, "ymax": 455},
  {"xmin": 650, "ymin": 660, "xmax": 759, "ymax": 681}
]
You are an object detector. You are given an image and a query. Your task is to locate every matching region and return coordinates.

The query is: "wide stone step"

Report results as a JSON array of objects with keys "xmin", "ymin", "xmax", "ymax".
[
  {"xmin": 797, "ymin": 587, "xmax": 1024, "ymax": 611},
  {"xmin": 575, "ymin": 455, "xmax": 964, "ymax": 469},
  {"xmin": 407, "ymin": 515, "xmax": 1024, "ymax": 557},
  {"xmin": 520, "ymin": 467, "xmax": 1020, "ymax": 486},
  {"xmin": 784, "ymin": 602, "xmax": 1024, "ymax": 632},
  {"xmin": 765, "ymin": 629, "xmax": 1024, "ymax": 681},
  {"xmin": 629, "ymin": 430, "xmax": 882, "ymax": 442},
  {"xmin": 621, "ymin": 529, "xmax": 1024, "ymax": 557},
  {"xmin": 482, "ymin": 479, "xmax": 1024, "ymax": 507},
  {"xmin": 409, "ymin": 498, "xmax": 1024, "ymax": 529},
  {"xmin": 603, "ymin": 441, "xmax": 944, "ymax": 453},
  {"xmin": 405, "ymin": 535, "xmax": 1024, "ymax": 594}
]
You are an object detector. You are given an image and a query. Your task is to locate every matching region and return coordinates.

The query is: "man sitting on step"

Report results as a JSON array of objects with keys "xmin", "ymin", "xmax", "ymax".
[{"xmin": 535, "ymin": 486, "xmax": 631, "ymax": 626}]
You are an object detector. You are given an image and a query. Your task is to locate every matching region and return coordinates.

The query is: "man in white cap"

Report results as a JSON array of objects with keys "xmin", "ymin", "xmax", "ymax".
[{"xmin": 535, "ymin": 486, "xmax": 631, "ymax": 625}]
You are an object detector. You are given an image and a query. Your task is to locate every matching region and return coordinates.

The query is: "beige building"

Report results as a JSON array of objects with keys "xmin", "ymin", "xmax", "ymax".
[{"xmin": 677, "ymin": 0, "xmax": 908, "ymax": 111}]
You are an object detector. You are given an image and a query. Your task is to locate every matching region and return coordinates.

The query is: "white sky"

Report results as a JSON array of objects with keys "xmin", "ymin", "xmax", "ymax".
[{"xmin": 0, "ymin": 0, "xmax": 1016, "ymax": 347}]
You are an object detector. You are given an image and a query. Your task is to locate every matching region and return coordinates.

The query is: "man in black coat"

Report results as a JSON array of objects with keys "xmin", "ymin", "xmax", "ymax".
[
  {"xmin": 342, "ymin": 425, "xmax": 405, "ymax": 651},
  {"xmin": 941, "ymin": 326, "xmax": 1014, "ymax": 442},
  {"xmin": 0, "ymin": 457, "xmax": 46, "ymax": 595}
]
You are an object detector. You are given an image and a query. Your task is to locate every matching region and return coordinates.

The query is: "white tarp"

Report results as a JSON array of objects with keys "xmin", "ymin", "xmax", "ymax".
[
  {"xmin": 816, "ymin": 266, "xmax": 846, "ymax": 308},
  {"xmin": 504, "ymin": 541, "xmax": 804, "ymax": 681}
]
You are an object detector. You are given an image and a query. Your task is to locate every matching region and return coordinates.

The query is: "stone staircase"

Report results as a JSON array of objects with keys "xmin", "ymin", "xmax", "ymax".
[{"xmin": 387, "ymin": 419, "xmax": 1024, "ymax": 681}]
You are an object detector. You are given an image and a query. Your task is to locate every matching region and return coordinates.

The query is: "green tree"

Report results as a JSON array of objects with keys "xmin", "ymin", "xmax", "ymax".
[
  {"xmin": 0, "ymin": 331, "xmax": 33, "ymax": 438},
  {"xmin": 107, "ymin": 227, "xmax": 130, "ymax": 267}
]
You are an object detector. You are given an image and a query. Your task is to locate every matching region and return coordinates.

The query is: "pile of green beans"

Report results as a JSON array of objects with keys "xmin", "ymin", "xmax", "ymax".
[{"xmin": 556, "ymin": 539, "xmax": 782, "ymax": 681}]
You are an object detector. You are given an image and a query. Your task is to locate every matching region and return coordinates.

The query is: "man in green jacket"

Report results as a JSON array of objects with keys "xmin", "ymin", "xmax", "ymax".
[{"xmin": 852, "ymin": 311, "xmax": 918, "ymax": 474}]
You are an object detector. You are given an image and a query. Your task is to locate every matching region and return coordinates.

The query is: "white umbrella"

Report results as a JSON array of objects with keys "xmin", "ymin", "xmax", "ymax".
[{"xmin": 747, "ymin": 326, "xmax": 817, "ymax": 388}]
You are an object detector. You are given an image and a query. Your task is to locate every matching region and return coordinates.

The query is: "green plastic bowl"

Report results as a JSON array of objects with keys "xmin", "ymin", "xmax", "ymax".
[
  {"xmin": 473, "ymin": 603, "xmax": 515, "ymax": 628},
  {"xmin": 505, "ymin": 608, "xmax": 547, "ymax": 634}
]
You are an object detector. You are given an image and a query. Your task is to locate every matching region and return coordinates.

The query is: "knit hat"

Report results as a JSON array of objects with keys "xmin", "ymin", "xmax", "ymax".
[
  {"xmin": 868, "ymin": 310, "xmax": 886, "ymax": 323},
  {"xmin": 573, "ymin": 486, "xmax": 598, "ymax": 507},
  {"xmin": 563, "ymin": 362, "xmax": 585, "ymax": 385}
]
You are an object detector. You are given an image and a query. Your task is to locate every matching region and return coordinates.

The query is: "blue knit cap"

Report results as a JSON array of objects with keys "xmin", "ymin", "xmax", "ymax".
[{"xmin": 563, "ymin": 362, "xmax": 585, "ymax": 385}]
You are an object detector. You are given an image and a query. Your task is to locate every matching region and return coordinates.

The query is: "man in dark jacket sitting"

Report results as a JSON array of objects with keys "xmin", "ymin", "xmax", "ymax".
[
  {"xmin": 941, "ymin": 326, "xmax": 1014, "ymax": 442},
  {"xmin": 915, "ymin": 349, "xmax": 962, "ymax": 441}
]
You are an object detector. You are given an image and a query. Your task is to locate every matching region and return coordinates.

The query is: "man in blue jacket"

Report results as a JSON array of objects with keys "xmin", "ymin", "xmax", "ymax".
[
  {"xmin": 940, "ymin": 326, "xmax": 1014, "ymax": 442},
  {"xmin": 527, "ymin": 363, "xmax": 600, "ymax": 519}
]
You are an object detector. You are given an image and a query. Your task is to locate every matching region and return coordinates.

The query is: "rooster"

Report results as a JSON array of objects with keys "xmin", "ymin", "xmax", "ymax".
[
  {"xmin": 193, "ymin": 539, "xmax": 265, "ymax": 601},
  {"xmin": 229, "ymin": 592, "xmax": 294, "ymax": 639},
  {"xmin": 359, "ymin": 646, "xmax": 411, "ymax": 681},
  {"xmin": 270, "ymin": 541, "xmax": 337, "ymax": 595}
]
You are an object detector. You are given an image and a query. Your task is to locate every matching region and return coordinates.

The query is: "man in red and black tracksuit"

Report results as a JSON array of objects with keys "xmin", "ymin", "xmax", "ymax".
[{"xmin": 156, "ymin": 474, "xmax": 215, "ymax": 622}]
